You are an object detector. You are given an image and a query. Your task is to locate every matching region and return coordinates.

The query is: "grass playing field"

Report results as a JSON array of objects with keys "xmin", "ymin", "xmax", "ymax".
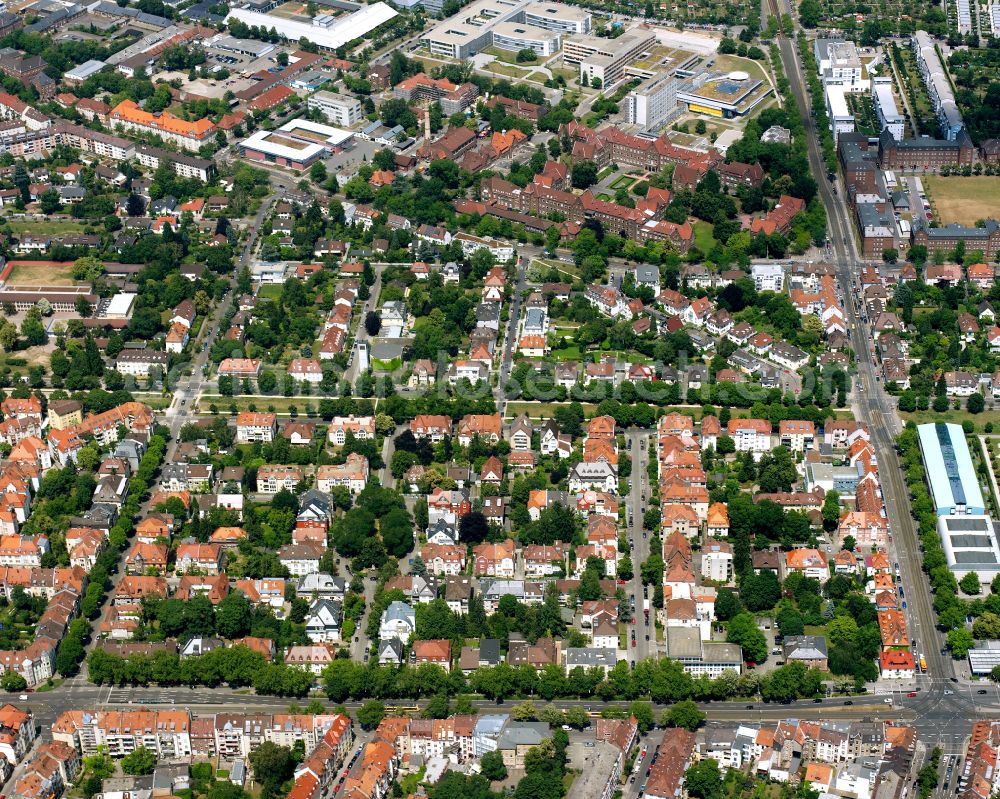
[
  {"xmin": 5, "ymin": 261, "xmax": 76, "ymax": 286},
  {"xmin": 270, "ymin": 2, "xmax": 311, "ymax": 19},
  {"xmin": 922, "ymin": 176, "xmax": 1000, "ymax": 226}
]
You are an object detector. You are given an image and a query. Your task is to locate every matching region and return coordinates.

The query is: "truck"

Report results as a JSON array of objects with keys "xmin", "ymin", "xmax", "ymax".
[{"xmin": 643, "ymin": 599, "xmax": 650, "ymax": 616}]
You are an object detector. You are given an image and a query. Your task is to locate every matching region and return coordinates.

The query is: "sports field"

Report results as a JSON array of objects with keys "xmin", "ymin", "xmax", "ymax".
[
  {"xmin": 270, "ymin": 1, "xmax": 341, "ymax": 20},
  {"xmin": 270, "ymin": 2, "xmax": 308, "ymax": 18},
  {"xmin": 923, "ymin": 176, "xmax": 1000, "ymax": 225},
  {"xmin": 5, "ymin": 261, "xmax": 76, "ymax": 286}
]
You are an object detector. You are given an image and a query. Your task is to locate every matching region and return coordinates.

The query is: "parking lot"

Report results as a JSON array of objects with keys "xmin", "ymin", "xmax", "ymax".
[{"xmin": 325, "ymin": 138, "xmax": 381, "ymax": 180}]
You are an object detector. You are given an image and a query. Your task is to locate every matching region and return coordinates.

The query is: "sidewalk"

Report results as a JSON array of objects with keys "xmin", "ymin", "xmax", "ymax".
[{"xmin": 978, "ymin": 435, "xmax": 1000, "ymax": 513}]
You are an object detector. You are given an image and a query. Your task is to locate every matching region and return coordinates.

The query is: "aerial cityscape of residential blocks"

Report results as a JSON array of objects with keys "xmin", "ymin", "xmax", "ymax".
[{"xmin": 0, "ymin": 0, "xmax": 993, "ymax": 796}]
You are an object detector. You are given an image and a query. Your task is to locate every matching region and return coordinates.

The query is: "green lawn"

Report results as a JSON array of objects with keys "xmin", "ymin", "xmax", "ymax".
[
  {"xmin": 481, "ymin": 45, "xmax": 530, "ymax": 66},
  {"xmin": 528, "ymin": 258, "xmax": 579, "ymax": 281},
  {"xmin": 693, "ymin": 221, "xmax": 717, "ymax": 254},
  {"xmin": 900, "ymin": 408, "xmax": 1000, "ymax": 431},
  {"xmin": 484, "ymin": 61, "xmax": 524, "ymax": 78},
  {"xmin": 398, "ymin": 770, "xmax": 425, "ymax": 795},
  {"xmin": 5, "ymin": 261, "xmax": 76, "ymax": 286},
  {"xmin": 609, "ymin": 175, "xmax": 636, "ymax": 190},
  {"xmin": 922, "ymin": 175, "xmax": 1000, "ymax": 227},
  {"xmin": 503, "ymin": 401, "xmax": 599, "ymax": 419},
  {"xmin": 550, "ymin": 66, "xmax": 578, "ymax": 82},
  {"xmin": 257, "ymin": 284, "xmax": 283, "ymax": 300},
  {"xmin": 0, "ymin": 354, "xmax": 36, "ymax": 379},
  {"xmin": 748, "ymin": 95, "xmax": 780, "ymax": 119},
  {"xmin": 373, "ymin": 357, "xmax": 401, "ymax": 371},
  {"xmin": 551, "ymin": 344, "xmax": 582, "ymax": 360},
  {"xmin": 714, "ymin": 53, "xmax": 774, "ymax": 90},
  {"xmin": 131, "ymin": 393, "xmax": 173, "ymax": 410},
  {"xmin": 199, "ymin": 396, "xmax": 322, "ymax": 414},
  {"xmin": 4, "ymin": 219, "xmax": 88, "ymax": 235}
]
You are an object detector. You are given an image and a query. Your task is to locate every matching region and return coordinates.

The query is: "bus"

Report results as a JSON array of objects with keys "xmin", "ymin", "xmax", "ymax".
[{"xmin": 919, "ymin": 655, "xmax": 927, "ymax": 672}]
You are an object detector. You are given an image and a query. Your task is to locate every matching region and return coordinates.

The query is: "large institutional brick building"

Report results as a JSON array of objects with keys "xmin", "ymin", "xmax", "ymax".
[
  {"xmin": 877, "ymin": 128, "xmax": 975, "ymax": 172},
  {"xmin": 912, "ymin": 219, "xmax": 1000, "ymax": 259}
]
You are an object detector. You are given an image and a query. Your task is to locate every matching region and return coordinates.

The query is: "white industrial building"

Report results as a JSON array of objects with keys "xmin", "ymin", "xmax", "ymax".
[
  {"xmin": 823, "ymin": 82, "xmax": 855, "ymax": 141},
  {"xmin": 239, "ymin": 118, "xmax": 354, "ymax": 170},
  {"xmin": 917, "ymin": 422, "xmax": 987, "ymax": 515},
  {"xmin": 64, "ymin": 59, "xmax": 106, "ymax": 83},
  {"xmin": 307, "ymin": 91, "xmax": 363, "ymax": 128},
  {"xmin": 937, "ymin": 515, "xmax": 1000, "ymax": 579},
  {"xmin": 872, "ymin": 77, "xmax": 905, "ymax": 140},
  {"xmin": 208, "ymin": 34, "xmax": 277, "ymax": 58},
  {"xmin": 104, "ymin": 292, "xmax": 137, "ymax": 319},
  {"xmin": 912, "ymin": 30, "xmax": 964, "ymax": 140},
  {"xmin": 814, "ymin": 39, "xmax": 864, "ymax": 89},
  {"xmin": 969, "ymin": 641, "xmax": 1000, "ymax": 675},
  {"xmin": 992, "ymin": 2, "xmax": 1000, "ymax": 34},
  {"xmin": 225, "ymin": 3, "xmax": 398, "ymax": 52}
]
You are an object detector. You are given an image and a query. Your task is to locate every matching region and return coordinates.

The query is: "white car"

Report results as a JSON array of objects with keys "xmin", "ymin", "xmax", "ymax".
[{"xmin": 883, "ymin": 698, "xmax": 892, "ymax": 704}]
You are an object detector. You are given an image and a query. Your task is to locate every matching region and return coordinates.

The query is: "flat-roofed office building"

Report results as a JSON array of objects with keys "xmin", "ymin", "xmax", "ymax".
[
  {"xmin": 872, "ymin": 77, "xmax": 904, "ymax": 140},
  {"xmin": 420, "ymin": 0, "xmax": 589, "ymax": 59},
  {"xmin": 814, "ymin": 38, "xmax": 863, "ymax": 88},
  {"xmin": 522, "ymin": 1, "xmax": 590, "ymax": 33},
  {"xmin": 912, "ymin": 30, "xmax": 964, "ymax": 140},
  {"xmin": 307, "ymin": 91, "xmax": 363, "ymax": 127},
  {"xmin": 626, "ymin": 71, "xmax": 682, "ymax": 130},
  {"xmin": 663, "ymin": 628, "xmax": 742, "ymax": 677},
  {"xmin": 491, "ymin": 20, "xmax": 560, "ymax": 55},
  {"xmin": 420, "ymin": 0, "xmax": 524, "ymax": 59},
  {"xmin": 823, "ymin": 81, "xmax": 855, "ymax": 141},
  {"xmin": 564, "ymin": 27, "xmax": 656, "ymax": 88}
]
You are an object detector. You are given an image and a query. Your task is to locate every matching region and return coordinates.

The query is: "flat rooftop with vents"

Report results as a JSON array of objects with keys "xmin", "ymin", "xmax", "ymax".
[
  {"xmin": 938, "ymin": 514, "xmax": 1000, "ymax": 578},
  {"xmin": 238, "ymin": 118, "xmax": 354, "ymax": 170},
  {"xmin": 225, "ymin": 2, "xmax": 397, "ymax": 52}
]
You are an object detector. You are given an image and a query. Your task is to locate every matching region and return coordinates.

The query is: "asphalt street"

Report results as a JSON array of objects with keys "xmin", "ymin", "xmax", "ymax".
[
  {"xmin": 625, "ymin": 429, "xmax": 655, "ymax": 664},
  {"xmin": 344, "ymin": 262, "xmax": 389, "ymax": 386},
  {"xmin": 496, "ymin": 257, "xmax": 530, "ymax": 418},
  {"xmin": 772, "ymin": 10, "xmax": 972, "ymax": 752},
  {"xmin": 165, "ymin": 193, "xmax": 279, "ymax": 439},
  {"xmin": 13, "ymin": 680, "xmax": 911, "ymax": 738}
]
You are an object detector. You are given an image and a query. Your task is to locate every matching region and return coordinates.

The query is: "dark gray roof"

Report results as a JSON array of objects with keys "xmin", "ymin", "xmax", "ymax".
[
  {"xmin": 479, "ymin": 638, "xmax": 502, "ymax": 664},
  {"xmin": 914, "ymin": 219, "xmax": 999, "ymax": 239},
  {"xmin": 298, "ymin": 489, "xmax": 332, "ymax": 513},
  {"xmin": 784, "ymin": 634, "xmax": 828, "ymax": 658}
]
